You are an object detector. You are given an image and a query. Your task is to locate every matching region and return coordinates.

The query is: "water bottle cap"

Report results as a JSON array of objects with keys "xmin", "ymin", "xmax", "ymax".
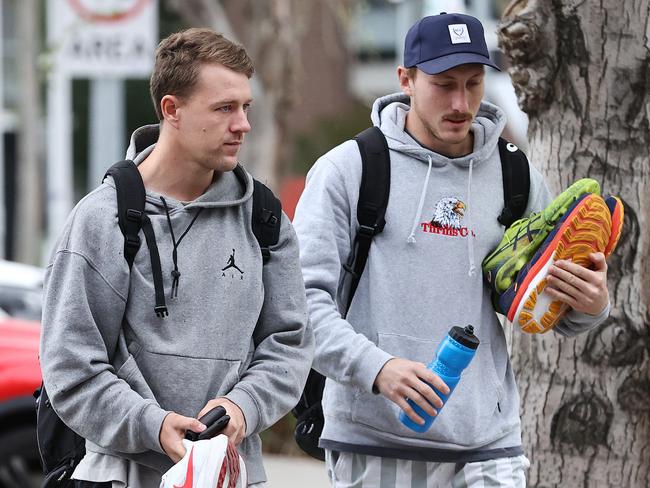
[{"xmin": 449, "ymin": 325, "xmax": 480, "ymax": 349}]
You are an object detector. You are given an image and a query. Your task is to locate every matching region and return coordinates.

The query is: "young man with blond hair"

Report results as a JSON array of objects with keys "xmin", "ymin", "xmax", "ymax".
[
  {"xmin": 293, "ymin": 13, "xmax": 610, "ymax": 487},
  {"xmin": 41, "ymin": 28, "xmax": 313, "ymax": 488}
]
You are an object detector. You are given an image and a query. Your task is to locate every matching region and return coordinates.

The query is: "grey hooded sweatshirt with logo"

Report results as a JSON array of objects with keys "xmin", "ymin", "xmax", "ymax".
[
  {"xmin": 40, "ymin": 125, "xmax": 314, "ymax": 485},
  {"xmin": 292, "ymin": 93, "xmax": 609, "ymax": 461}
]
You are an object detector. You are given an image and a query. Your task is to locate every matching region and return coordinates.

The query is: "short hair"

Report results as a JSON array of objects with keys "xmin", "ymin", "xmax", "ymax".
[
  {"xmin": 406, "ymin": 67, "xmax": 418, "ymax": 79},
  {"xmin": 150, "ymin": 28, "xmax": 254, "ymax": 120}
]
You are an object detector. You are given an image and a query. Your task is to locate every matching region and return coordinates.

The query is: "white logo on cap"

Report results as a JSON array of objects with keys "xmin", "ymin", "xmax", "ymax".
[{"xmin": 448, "ymin": 24, "xmax": 471, "ymax": 44}]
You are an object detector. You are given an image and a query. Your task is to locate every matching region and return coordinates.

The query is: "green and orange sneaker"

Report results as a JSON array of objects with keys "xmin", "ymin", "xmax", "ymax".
[
  {"xmin": 603, "ymin": 195, "xmax": 624, "ymax": 257},
  {"xmin": 501, "ymin": 193, "xmax": 615, "ymax": 333},
  {"xmin": 482, "ymin": 178, "xmax": 601, "ymax": 314}
]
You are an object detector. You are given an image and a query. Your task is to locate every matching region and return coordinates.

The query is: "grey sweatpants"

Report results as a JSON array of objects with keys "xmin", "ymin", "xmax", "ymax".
[{"xmin": 325, "ymin": 450, "xmax": 530, "ymax": 488}]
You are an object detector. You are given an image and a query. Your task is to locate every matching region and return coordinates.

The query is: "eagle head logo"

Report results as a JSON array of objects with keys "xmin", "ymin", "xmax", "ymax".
[{"xmin": 431, "ymin": 197, "xmax": 466, "ymax": 229}]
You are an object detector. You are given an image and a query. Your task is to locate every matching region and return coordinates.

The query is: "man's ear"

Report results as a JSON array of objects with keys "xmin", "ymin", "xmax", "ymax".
[
  {"xmin": 397, "ymin": 66, "xmax": 416, "ymax": 97},
  {"xmin": 160, "ymin": 95, "xmax": 182, "ymax": 128}
]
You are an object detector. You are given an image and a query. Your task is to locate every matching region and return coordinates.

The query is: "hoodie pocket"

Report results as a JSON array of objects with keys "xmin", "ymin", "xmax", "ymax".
[
  {"xmin": 351, "ymin": 332, "xmax": 504, "ymax": 447},
  {"xmin": 135, "ymin": 349, "xmax": 242, "ymax": 418}
]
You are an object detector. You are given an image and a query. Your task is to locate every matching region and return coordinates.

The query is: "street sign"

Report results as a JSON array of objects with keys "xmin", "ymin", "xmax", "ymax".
[{"xmin": 48, "ymin": 0, "xmax": 158, "ymax": 77}]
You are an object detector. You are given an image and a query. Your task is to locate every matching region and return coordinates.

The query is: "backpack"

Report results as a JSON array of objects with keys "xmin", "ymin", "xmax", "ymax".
[
  {"xmin": 36, "ymin": 161, "xmax": 282, "ymax": 486},
  {"xmin": 292, "ymin": 126, "xmax": 531, "ymax": 461}
]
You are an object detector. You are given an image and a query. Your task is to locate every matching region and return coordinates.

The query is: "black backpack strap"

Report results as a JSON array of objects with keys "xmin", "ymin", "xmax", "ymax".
[
  {"xmin": 343, "ymin": 126, "xmax": 391, "ymax": 315},
  {"xmin": 104, "ymin": 161, "xmax": 168, "ymax": 317},
  {"xmin": 252, "ymin": 179, "xmax": 282, "ymax": 263},
  {"xmin": 105, "ymin": 160, "xmax": 145, "ymax": 268},
  {"xmin": 292, "ymin": 127, "xmax": 391, "ymax": 462},
  {"xmin": 497, "ymin": 137, "xmax": 530, "ymax": 228},
  {"xmin": 141, "ymin": 214, "xmax": 168, "ymax": 317}
]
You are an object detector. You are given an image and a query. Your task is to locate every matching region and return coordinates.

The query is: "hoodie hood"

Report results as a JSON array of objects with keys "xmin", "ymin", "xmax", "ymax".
[
  {"xmin": 122, "ymin": 124, "xmax": 254, "ymax": 212},
  {"xmin": 370, "ymin": 92, "xmax": 507, "ymax": 168}
]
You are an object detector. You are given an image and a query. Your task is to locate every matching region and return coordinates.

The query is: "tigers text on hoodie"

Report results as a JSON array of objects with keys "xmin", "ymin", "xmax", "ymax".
[
  {"xmin": 292, "ymin": 93, "xmax": 609, "ymax": 462},
  {"xmin": 40, "ymin": 125, "xmax": 314, "ymax": 486}
]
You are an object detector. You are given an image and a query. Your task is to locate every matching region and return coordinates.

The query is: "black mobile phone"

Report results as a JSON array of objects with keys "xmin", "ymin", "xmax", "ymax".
[{"xmin": 185, "ymin": 406, "xmax": 231, "ymax": 441}]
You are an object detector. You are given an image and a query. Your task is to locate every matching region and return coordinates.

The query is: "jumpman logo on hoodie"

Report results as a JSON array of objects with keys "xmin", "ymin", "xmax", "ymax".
[{"xmin": 222, "ymin": 249, "xmax": 244, "ymax": 274}]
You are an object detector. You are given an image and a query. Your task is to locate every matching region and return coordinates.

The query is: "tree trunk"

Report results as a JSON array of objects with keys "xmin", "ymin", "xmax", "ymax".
[{"xmin": 498, "ymin": 1, "xmax": 650, "ymax": 486}]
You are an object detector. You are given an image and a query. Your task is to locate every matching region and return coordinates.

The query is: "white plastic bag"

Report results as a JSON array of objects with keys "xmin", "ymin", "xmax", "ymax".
[{"xmin": 159, "ymin": 435, "xmax": 247, "ymax": 488}]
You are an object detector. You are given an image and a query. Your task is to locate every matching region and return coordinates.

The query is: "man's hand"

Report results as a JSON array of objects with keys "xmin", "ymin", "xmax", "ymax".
[
  {"xmin": 374, "ymin": 358, "xmax": 450, "ymax": 426},
  {"xmin": 546, "ymin": 252, "xmax": 609, "ymax": 315},
  {"xmin": 159, "ymin": 412, "xmax": 206, "ymax": 463},
  {"xmin": 198, "ymin": 398, "xmax": 247, "ymax": 446}
]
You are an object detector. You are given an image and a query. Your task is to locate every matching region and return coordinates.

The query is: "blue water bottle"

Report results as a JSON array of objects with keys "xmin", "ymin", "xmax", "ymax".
[{"xmin": 400, "ymin": 325, "xmax": 480, "ymax": 433}]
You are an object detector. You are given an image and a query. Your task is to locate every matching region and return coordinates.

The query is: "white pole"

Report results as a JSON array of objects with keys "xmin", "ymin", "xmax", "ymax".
[
  {"xmin": 45, "ymin": 70, "xmax": 73, "ymax": 255},
  {"xmin": 17, "ymin": 0, "xmax": 42, "ymax": 265},
  {"xmin": 89, "ymin": 78, "xmax": 124, "ymax": 189},
  {"xmin": 0, "ymin": 0, "xmax": 5, "ymax": 260}
]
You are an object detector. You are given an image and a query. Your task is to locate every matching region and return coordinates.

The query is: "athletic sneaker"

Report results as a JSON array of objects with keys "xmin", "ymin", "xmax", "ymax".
[
  {"xmin": 603, "ymin": 195, "xmax": 624, "ymax": 257},
  {"xmin": 482, "ymin": 178, "xmax": 601, "ymax": 313},
  {"xmin": 500, "ymin": 193, "xmax": 612, "ymax": 334}
]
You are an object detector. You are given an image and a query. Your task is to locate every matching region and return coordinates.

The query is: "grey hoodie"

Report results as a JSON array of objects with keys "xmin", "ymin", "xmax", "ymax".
[
  {"xmin": 292, "ymin": 93, "xmax": 608, "ymax": 461},
  {"xmin": 40, "ymin": 125, "xmax": 314, "ymax": 485}
]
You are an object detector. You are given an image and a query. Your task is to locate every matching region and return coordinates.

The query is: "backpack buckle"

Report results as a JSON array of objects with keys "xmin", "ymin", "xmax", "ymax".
[
  {"xmin": 154, "ymin": 305, "xmax": 169, "ymax": 318},
  {"xmin": 125, "ymin": 235, "xmax": 141, "ymax": 250},
  {"xmin": 126, "ymin": 209, "xmax": 143, "ymax": 222},
  {"xmin": 357, "ymin": 224, "xmax": 376, "ymax": 237},
  {"xmin": 260, "ymin": 209, "xmax": 278, "ymax": 226}
]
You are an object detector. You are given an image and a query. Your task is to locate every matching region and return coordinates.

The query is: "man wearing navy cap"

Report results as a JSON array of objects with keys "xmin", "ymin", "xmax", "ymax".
[{"xmin": 293, "ymin": 12, "xmax": 610, "ymax": 487}]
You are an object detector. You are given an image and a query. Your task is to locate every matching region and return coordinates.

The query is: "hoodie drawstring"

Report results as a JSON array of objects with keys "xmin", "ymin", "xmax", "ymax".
[
  {"xmin": 160, "ymin": 197, "xmax": 204, "ymax": 298},
  {"xmin": 466, "ymin": 158, "xmax": 476, "ymax": 276},
  {"xmin": 407, "ymin": 155, "xmax": 433, "ymax": 244}
]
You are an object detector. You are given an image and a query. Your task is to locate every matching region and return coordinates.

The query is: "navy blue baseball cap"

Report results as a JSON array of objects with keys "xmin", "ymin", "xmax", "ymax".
[{"xmin": 404, "ymin": 12, "xmax": 500, "ymax": 75}]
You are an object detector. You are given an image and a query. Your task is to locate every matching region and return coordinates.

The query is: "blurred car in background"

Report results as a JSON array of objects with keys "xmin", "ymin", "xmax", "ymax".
[
  {"xmin": 0, "ymin": 259, "xmax": 44, "ymax": 321},
  {"xmin": 0, "ymin": 260, "xmax": 43, "ymax": 487}
]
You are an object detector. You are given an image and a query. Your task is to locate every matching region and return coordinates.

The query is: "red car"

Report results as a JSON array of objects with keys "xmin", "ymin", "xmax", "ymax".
[
  {"xmin": 0, "ymin": 260, "xmax": 44, "ymax": 487},
  {"xmin": 0, "ymin": 317, "xmax": 41, "ymax": 402}
]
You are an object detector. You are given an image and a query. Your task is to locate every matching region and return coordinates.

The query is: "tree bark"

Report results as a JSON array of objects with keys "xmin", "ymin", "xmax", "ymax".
[{"xmin": 499, "ymin": 1, "xmax": 650, "ymax": 486}]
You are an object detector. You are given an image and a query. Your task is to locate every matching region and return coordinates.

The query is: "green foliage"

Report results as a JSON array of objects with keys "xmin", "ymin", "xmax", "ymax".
[{"xmin": 290, "ymin": 100, "xmax": 373, "ymax": 176}]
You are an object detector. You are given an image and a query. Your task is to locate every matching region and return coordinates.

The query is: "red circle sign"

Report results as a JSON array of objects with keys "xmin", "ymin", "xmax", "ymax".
[{"xmin": 67, "ymin": 0, "xmax": 150, "ymax": 23}]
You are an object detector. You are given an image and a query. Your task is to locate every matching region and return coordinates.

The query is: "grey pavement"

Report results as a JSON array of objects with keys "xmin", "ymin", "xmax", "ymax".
[
  {"xmin": 18, "ymin": 453, "xmax": 331, "ymax": 487},
  {"xmin": 264, "ymin": 454, "xmax": 330, "ymax": 488}
]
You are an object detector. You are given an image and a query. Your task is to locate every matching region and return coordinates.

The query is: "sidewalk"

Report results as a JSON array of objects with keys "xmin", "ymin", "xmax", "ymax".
[{"xmin": 264, "ymin": 454, "xmax": 330, "ymax": 488}]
